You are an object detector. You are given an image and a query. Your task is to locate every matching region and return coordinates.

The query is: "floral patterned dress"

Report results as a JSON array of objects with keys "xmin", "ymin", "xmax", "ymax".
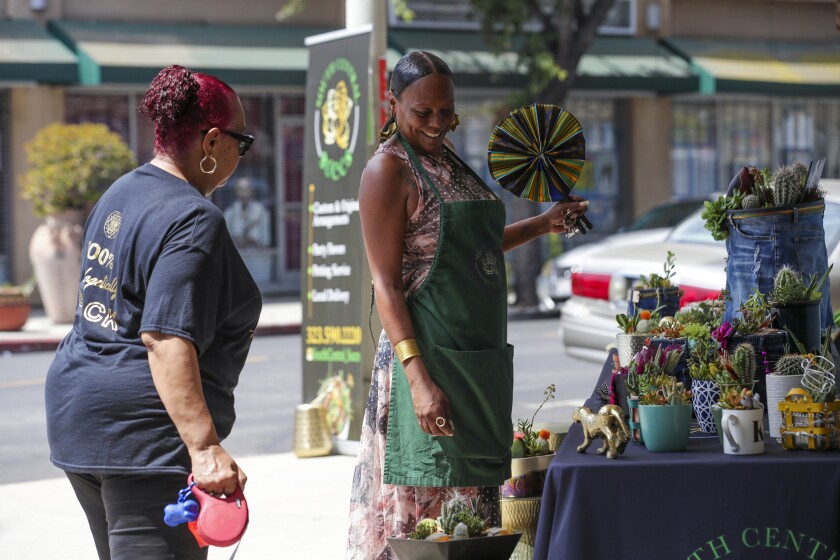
[{"xmin": 346, "ymin": 142, "xmax": 501, "ymax": 560}]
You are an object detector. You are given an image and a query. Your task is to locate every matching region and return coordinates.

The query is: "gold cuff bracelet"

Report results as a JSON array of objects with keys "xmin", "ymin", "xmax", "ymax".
[{"xmin": 394, "ymin": 339, "xmax": 421, "ymax": 363}]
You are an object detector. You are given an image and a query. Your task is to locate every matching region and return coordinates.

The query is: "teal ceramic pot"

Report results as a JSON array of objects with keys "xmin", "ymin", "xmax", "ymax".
[{"xmin": 638, "ymin": 404, "xmax": 692, "ymax": 452}]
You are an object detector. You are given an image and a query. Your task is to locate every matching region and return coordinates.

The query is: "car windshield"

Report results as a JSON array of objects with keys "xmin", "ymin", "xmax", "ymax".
[
  {"xmin": 623, "ymin": 200, "xmax": 705, "ymax": 231},
  {"xmin": 668, "ymin": 201, "xmax": 840, "ymax": 249}
]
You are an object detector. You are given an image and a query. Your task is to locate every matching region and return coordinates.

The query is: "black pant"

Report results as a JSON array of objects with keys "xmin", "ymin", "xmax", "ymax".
[{"xmin": 66, "ymin": 472, "xmax": 208, "ymax": 560}]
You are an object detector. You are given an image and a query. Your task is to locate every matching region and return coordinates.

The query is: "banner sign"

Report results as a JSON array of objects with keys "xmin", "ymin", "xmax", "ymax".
[{"xmin": 301, "ymin": 28, "xmax": 371, "ymax": 440}]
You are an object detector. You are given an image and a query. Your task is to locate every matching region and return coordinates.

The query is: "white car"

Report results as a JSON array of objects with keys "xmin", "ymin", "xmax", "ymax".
[
  {"xmin": 536, "ymin": 199, "xmax": 707, "ymax": 311},
  {"xmin": 559, "ymin": 181, "xmax": 840, "ymax": 363}
]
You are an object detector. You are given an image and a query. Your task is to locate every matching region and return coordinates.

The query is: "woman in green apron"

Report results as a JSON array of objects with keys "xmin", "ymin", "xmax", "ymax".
[{"xmin": 347, "ymin": 51, "xmax": 589, "ymax": 560}]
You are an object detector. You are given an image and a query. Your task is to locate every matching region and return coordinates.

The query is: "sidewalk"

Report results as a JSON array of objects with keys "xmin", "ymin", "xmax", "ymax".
[
  {"xmin": 0, "ymin": 297, "xmax": 303, "ymax": 354},
  {"xmin": 1, "ymin": 452, "xmax": 358, "ymax": 560},
  {"xmin": 0, "ymin": 298, "xmax": 358, "ymax": 559}
]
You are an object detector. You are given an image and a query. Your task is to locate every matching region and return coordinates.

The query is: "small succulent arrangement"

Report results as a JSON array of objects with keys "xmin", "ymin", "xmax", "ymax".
[
  {"xmin": 715, "ymin": 342, "xmax": 760, "ymax": 409},
  {"xmin": 616, "ymin": 307, "xmax": 663, "ymax": 335},
  {"xmin": 768, "ymin": 264, "xmax": 833, "ymax": 306},
  {"xmin": 511, "ymin": 384, "xmax": 555, "ymax": 458},
  {"xmin": 0, "ymin": 276, "xmax": 36, "ymax": 303},
  {"xmin": 407, "ymin": 495, "xmax": 513, "ymax": 541},
  {"xmin": 701, "ymin": 161, "xmax": 824, "ymax": 241},
  {"xmin": 625, "ymin": 344, "xmax": 684, "ymax": 397},
  {"xmin": 639, "ymin": 376, "xmax": 692, "ymax": 406},
  {"xmin": 675, "ymin": 299, "xmax": 723, "ymax": 328},
  {"xmin": 634, "ymin": 251, "xmax": 677, "ymax": 290},
  {"xmin": 727, "ymin": 290, "xmax": 772, "ymax": 336}
]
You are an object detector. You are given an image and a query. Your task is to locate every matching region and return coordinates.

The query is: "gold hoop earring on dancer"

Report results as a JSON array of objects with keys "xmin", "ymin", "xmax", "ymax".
[
  {"xmin": 380, "ymin": 119, "xmax": 398, "ymax": 141},
  {"xmin": 449, "ymin": 114, "xmax": 460, "ymax": 132},
  {"xmin": 200, "ymin": 155, "xmax": 217, "ymax": 174}
]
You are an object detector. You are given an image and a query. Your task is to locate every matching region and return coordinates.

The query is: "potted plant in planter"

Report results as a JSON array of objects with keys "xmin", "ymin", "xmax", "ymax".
[
  {"xmin": 721, "ymin": 290, "xmax": 788, "ymax": 400},
  {"xmin": 628, "ymin": 250, "xmax": 681, "ymax": 319},
  {"xmin": 710, "ymin": 342, "xmax": 758, "ymax": 443},
  {"xmin": 19, "ymin": 123, "xmax": 135, "ymax": 324},
  {"xmin": 718, "ymin": 387, "xmax": 764, "ymax": 455},
  {"xmin": 388, "ymin": 495, "xmax": 522, "ymax": 560},
  {"xmin": 703, "ymin": 161, "xmax": 832, "ymax": 330},
  {"xmin": 684, "ymin": 322, "xmax": 729, "ymax": 434},
  {"xmin": 637, "ymin": 376, "xmax": 693, "ymax": 452},
  {"xmin": 501, "ymin": 384, "xmax": 556, "ymax": 558},
  {"xmin": 768, "ymin": 265, "xmax": 832, "ymax": 354},
  {"xmin": 615, "ymin": 306, "xmax": 660, "ymax": 368},
  {"xmin": 624, "ymin": 344, "xmax": 684, "ymax": 445},
  {"xmin": 0, "ymin": 276, "xmax": 36, "ymax": 331}
]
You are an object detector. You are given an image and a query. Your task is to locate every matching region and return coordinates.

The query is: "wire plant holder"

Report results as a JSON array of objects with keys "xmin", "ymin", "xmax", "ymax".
[{"xmin": 778, "ymin": 355, "xmax": 839, "ymax": 450}]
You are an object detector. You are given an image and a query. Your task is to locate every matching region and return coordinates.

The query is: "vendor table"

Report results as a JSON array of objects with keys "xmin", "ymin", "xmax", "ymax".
[{"xmin": 533, "ymin": 350, "xmax": 840, "ymax": 560}]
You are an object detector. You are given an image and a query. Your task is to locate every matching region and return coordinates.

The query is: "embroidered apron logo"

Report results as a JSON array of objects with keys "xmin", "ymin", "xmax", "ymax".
[
  {"xmin": 104, "ymin": 211, "xmax": 122, "ymax": 239},
  {"xmin": 313, "ymin": 57, "xmax": 361, "ymax": 182},
  {"xmin": 474, "ymin": 246, "xmax": 501, "ymax": 288}
]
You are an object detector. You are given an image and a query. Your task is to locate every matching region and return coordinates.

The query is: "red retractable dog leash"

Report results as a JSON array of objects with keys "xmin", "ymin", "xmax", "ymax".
[{"xmin": 164, "ymin": 473, "xmax": 249, "ymax": 558}]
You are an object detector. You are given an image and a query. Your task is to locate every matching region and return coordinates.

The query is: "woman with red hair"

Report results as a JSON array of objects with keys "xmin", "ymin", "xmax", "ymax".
[{"xmin": 45, "ymin": 65, "xmax": 261, "ymax": 559}]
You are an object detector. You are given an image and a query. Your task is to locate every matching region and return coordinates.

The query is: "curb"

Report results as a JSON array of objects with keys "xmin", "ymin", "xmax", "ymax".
[{"xmin": 0, "ymin": 323, "xmax": 302, "ymax": 355}]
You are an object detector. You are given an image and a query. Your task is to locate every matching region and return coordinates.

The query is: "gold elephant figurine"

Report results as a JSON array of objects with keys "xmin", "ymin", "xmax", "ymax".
[{"xmin": 572, "ymin": 405, "xmax": 630, "ymax": 459}]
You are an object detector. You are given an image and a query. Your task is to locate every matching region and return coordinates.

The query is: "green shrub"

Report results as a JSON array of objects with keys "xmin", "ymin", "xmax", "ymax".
[{"xmin": 20, "ymin": 123, "xmax": 136, "ymax": 217}]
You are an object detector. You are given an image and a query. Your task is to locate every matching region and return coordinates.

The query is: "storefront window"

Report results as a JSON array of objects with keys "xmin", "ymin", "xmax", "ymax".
[
  {"xmin": 672, "ymin": 101, "xmax": 717, "ymax": 198},
  {"xmin": 66, "ymin": 94, "xmax": 131, "ymax": 145},
  {"xmin": 0, "ymin": 91, "xmax": 9, "ymax": 283},
  {"xmin": 718, "ymin": 100, "xmax": 771, "ymax": 188}
]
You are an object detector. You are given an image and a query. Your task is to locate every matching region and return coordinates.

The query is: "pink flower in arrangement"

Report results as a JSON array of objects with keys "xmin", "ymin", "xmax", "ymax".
[
  {"xmin": 712, "ymin": 322, "xmax": 734, "ymax": 349},
  {"xmin": 513, "ymin": 431, "xmax": 525, "ymax": 440}
]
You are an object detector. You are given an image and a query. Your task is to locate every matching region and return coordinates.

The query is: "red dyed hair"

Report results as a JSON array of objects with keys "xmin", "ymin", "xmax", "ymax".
[{"xmin": 141, "ymin": 65, "xmax": 237, "ymax": 158}]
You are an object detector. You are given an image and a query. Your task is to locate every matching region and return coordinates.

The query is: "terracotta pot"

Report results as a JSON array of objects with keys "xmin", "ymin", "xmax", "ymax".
[
  {"xmin": 0, "ymin": 291, "xmax": 30, "ymax": 331},
  {"xmin": 29, "ymin": 210, "xmax": 84, "ymax": 324}
]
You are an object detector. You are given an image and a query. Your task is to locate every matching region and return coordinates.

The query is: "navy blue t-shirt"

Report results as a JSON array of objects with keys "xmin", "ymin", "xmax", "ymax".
[{"xmin": 46, "ymin": 163, "xmax": 262, "ymax": 475}]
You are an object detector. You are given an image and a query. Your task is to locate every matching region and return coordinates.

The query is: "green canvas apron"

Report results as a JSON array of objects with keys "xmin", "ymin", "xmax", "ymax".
[{"xmin": 383, "ymin": 135, "xmax": 514, "ymax": 487}]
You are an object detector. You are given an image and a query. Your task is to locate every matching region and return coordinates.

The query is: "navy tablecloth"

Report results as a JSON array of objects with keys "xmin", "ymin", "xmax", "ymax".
[{"xmin": 533, "ymin": 350, "xmax": 840, "ymax": 560}]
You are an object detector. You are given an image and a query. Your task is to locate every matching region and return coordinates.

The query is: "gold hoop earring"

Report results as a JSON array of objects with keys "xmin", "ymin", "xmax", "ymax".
[
  {"xmin": 449, "ymin": 114, "xmax": 461, "ymax": 132},
  {"xmin": 200, "ymin": 155, "xmax": 217, "ymax": 174},
  {"xmin": 380, "ymin": 118, "xmax": 398, "ymax": 141}
]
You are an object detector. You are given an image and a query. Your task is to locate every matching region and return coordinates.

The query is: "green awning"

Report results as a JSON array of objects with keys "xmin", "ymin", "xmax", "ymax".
[
  {"xmin": 387, "ymin": 30, "xmax": 699, "ymax": 93},
  {"xmin": 48, "ymin": 21, "xmax": 337, "ymax": 86},
  {"xmin": 667, "ymin": 38, "xmax": 840, "ymax": 96},
  {"xmin": 0, "ymin": 20, "xmax": 77, "ymax": 84}
]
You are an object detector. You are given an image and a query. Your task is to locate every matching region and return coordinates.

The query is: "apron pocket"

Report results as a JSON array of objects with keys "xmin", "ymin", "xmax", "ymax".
[{"xmin": 432, "ymin": 343, "xmax": 514, "ymax": 460}]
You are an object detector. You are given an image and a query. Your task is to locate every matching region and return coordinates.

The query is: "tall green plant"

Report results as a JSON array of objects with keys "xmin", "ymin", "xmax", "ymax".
[{"xmin": 20, "ymin": 123, "xmax": 136, "ymax": 217}]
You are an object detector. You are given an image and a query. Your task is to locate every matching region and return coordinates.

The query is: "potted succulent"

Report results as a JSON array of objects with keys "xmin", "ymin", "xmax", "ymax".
[
  {"xmin": 710, "ymin": 342, "xmax": 758, "ymax": 443},
  {"xmin": 504, "ymin": 384, "xmax": 556, "ymax": 498},
  {"xmin": 765, "ymin": 332, "xmax": 831, "ymax": 438},
  {"xmin": 718, "ymin": 290, "xmax": 788, "ymax": 400},
  {"xmin": 684, "ymin": 322, "xmax": 728, "ymax": 434},
  {"xmin": 388, "ymin": 495, "xmax": 522, "ymax": 560},
  {"xmin": 628, "ymin": 251, "xmax": 681, "ymax": 319},
  {"xmin": 717, "ymin": 386, "xmax": 764, "ymax": 455},
  {"xmin": 0, "ymin": 276, "xmax": 36, "ymax": 331},
  {"xmin": 637, "ymin": 376, "xmax": 693, "ymax": 452},
  {"xmin": 702, "ymin": 161, "xmax": 831, "ymax": 330},
  {"xmin": 624, "ymin": 344, "xmax": 684, "ymax": 445},
  {"xmin": 768, "ymin": 265, "xmax": 832, "ymax": 354},
  {"xmin": 615, "ymin": 306, "xmax": 660, "ymax": 368},
  {"xmin": 19, "ymin": 123, "xmax": 135, "ymax": 324}
]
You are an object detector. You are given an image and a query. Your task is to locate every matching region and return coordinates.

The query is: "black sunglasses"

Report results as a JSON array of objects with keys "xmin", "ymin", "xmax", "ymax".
[{"xmin": 201, "ymin": 129, "xmax": 255, "ymax": 157}]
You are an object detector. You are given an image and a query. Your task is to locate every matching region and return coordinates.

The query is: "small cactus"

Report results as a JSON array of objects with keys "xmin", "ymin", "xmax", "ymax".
[
  {"xmin": 770, "ymin": 266, "xmax": 808, "ymax": 305},
  {"xmin": 771, "ymin": 161, "xmax": 807, "ymax": 207},
  {"xmin": 452, "ymin": 523, "xmax": 469, "ymax": 540},
  {"xmin": 636, "ymin": 319, "xmax": 652, "ymax": 333},
  {"xmin": 741, "ymin": 194, "xmax": 761, "ymax": 209},
  {"xmin": 438, "ymin": 501, "xmax": 462, "ymax": 535},
  {"xmin": 774, "ymin": 354, "xmax": 809, "ymax": 376},
  {"xmin": 732, "ymin": 343, "xmax": 756, "ymax": 385}
]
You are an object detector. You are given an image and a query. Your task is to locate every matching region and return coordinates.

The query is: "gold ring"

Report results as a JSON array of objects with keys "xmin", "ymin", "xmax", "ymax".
[{"xmin": 435, "ymin": 416, "xmax": 446, "ymax": 428}]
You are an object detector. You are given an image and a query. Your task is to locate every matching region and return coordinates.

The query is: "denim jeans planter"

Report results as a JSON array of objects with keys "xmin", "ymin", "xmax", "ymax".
[
  {"xmin": 723, "ymin": 200, "xmax": 832, "ymax": 329},
  {"xmin": 628, "ymin": 287, "xmax": 681, "ymax": 319}
]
